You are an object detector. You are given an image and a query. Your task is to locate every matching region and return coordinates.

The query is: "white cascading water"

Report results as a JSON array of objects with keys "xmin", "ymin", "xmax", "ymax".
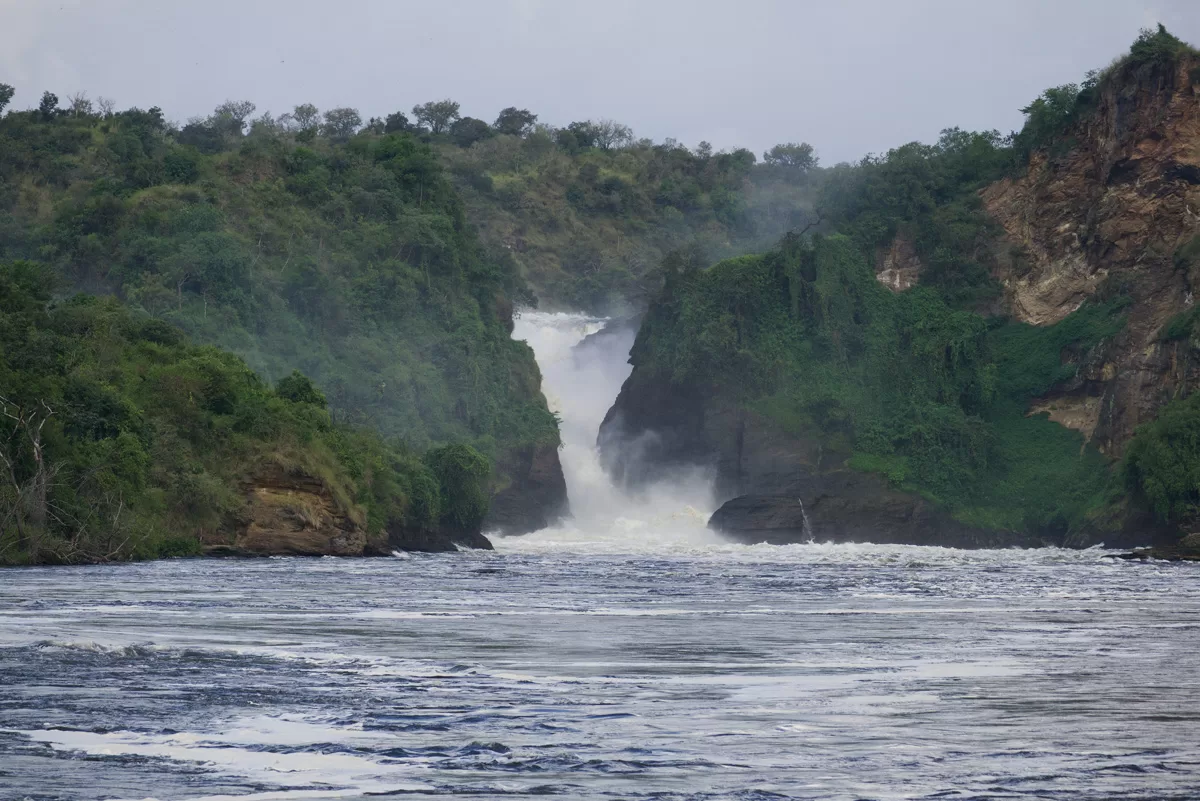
[{"xmin": 498, "ymin": 311, "xmax": 724, "ymax": 554}]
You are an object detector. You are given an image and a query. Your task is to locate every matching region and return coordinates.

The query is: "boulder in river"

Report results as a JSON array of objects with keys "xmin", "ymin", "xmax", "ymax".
[
  {"xmin": 707, "ymin": 491, "xmax": 1018, "ymax": 548},
  {"xmin": 1113, "ymin": 533, "xmax": 1200, "ymax": 562}
]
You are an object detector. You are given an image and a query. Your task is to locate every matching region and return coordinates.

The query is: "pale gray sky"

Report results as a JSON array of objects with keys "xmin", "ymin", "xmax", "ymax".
[{"xmin": 2, "ymin": 0, "xmax": 1198, "ymax": 164}]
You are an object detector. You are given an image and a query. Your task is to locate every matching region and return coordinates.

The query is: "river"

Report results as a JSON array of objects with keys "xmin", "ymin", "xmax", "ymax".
[{"xmin": 1, "ymin": 313, "xmax": 1198, "ymax": 800}]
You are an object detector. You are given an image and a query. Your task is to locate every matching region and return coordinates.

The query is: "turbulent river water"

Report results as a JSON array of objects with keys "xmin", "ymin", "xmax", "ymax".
[{"xmin": 3, "ymin": 313, "xmax": 1200, "ymax": 801}]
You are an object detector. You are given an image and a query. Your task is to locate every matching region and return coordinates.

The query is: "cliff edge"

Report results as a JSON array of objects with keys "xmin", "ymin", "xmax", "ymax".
[{"xmin": 983, "ymin": 50, "xmax": 1200, "ymax": 456}]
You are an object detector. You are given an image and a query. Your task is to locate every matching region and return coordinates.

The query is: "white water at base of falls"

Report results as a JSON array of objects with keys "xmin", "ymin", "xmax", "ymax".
[{"xmin": 501, "ymin": 311, "xmax": 723, "ymax": 554}]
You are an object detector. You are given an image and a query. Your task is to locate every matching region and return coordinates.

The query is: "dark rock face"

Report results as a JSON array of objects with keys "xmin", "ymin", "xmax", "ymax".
[
  {"xmin": 1113, "ymin": 532, "xmax": 1200, "ymax": 562},
  {"xmin": 485, "ymin": 443, "xmax": 569, "ymax": 535},
  {"xmin": 384, "ymin": 522, "xmax": 494, "ymax": 554},
  {"xmin": 481, "ymin": 297, "xmax": 571, "ymax": 537},
  {"xmin": 598, "ymin": 371, "xmax": 710, "ymax": 489},
  {"xmin": 709, "ymin": 494, "xmax": 1015, "ymax": 548},
  {"xmin": 696, "ymin": 406, "xmax": 1038, "ymax": 547},
  {"xmin": 601, "ymin": 373, "xmax": 1163, "ymax": 548}
]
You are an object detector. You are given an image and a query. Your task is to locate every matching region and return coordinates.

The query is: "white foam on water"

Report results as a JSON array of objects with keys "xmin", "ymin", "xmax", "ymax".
[{"xmin": 21, "ymin": 723, "xmax": 429, "ymax": 799}]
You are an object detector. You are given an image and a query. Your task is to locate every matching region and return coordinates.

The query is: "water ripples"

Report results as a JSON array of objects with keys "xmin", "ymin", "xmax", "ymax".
[{"xmin": 1, "ymin": 550, "xmax": 1199, "ymax": 800}]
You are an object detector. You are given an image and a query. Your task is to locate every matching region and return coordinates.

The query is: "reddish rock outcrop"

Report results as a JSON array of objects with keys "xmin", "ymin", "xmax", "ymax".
[
  {"xmin": 204, "ymin": 466, "xmax": 492, "ymax": 557},
  {"xmin": 207, "ymin": 467, "xmax": 372, "ymax": 557},
  {"xmin": 981, "ymin": 55, "xmax": 1200, "ymax": 454}
]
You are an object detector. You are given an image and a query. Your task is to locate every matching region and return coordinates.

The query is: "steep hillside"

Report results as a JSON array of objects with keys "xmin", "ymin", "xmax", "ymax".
[
  {"xmin": 601, "ymin": 27, "xmax": 1200, "ymax": 548},
  {"xmin": 436, "ymin": 129, "xmax": 818, "ymax": 311},
  {"xmin": 601, "ymin": 234, "xmax": 1138, "ymax": 547},
  {"xmin": 982, "ymin": 32, "xmax": 1200, "ymax": 456},
  {"xmin": 0, "ymin": 262, "xmax": 491, "ymax": 565},
  {"xmin": 0, "ymin": 98, "xmax": 565, "ymax": 534}
]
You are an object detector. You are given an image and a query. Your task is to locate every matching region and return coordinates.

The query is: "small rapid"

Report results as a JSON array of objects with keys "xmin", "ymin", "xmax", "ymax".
[{"xmin": 503, "ymin": 311, "xmax": 723, "ymax": 554}]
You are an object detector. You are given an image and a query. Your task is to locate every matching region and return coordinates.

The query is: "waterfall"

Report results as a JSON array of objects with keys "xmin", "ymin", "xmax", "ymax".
[
  {"xmin": 798, "ymin": 499, "xmax": 814, "ymax": 543},
  {"xmin": 500, "ymin": 311, "xmax": 720, "ymax": 553}
]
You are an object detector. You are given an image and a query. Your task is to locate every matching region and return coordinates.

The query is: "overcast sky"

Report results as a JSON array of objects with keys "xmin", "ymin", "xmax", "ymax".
[{"xmin": 2, "ymin": 0, "xmax": 1198, "ymax": 164}]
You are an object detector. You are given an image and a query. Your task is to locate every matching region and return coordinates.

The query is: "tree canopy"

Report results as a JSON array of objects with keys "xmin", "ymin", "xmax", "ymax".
[
  {"xmin": 412, "ymin": 99, "xmax": 461, "ymax": 134},
  {"xmin": 493, "ymin": 107, "xmax": 537, "ymax": 136},
  {"xmin": 763, "ymin": 142, "xmax": 817, "ymax": 173}
]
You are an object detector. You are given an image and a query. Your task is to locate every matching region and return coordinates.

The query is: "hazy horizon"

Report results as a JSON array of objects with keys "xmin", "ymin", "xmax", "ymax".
[{"xmin": 2, "ymin": 0, "xmax": 1199, "ymax": 164}]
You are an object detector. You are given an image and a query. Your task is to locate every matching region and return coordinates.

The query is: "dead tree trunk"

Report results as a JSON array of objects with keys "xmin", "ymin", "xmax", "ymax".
[{"xmin": 0, "ymin": 396, "xmax": 53, "ymax": 563}]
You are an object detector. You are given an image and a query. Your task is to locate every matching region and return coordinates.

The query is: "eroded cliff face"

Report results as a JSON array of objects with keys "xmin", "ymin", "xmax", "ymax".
[
  {"xmin": 206, "ymin": 467, "xmax": 493, "ymax": 556},
  {"xmin": 981, "ymin": 55, "xmax": 1200, "ymax": 455},
  {"xmin": 483, "ymin": 301, "xmax": 570, "ymax": 536},
  {"xmin": 209, "ymin": 468, "xmax": 374, "ymax": 557}
]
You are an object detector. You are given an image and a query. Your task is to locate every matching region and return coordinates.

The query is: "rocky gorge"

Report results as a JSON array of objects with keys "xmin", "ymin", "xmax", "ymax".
[
  {"xmin": 597, "ymin": 35, "xmax": 1200, "ymax": 552},
  {"xmin": 6, "ymin": 29, "xmax": 1200, "ymax": 563}
]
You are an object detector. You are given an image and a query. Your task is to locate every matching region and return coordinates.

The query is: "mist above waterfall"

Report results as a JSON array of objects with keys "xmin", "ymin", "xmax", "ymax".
[{"xmin": 501, "ymin": 311, "xmax": 720, "ymax": 553}]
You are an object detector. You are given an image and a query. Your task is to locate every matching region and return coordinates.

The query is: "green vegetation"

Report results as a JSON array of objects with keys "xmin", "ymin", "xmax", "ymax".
[
  {"xmin": 1124, "ymin": 392, "xmax": 1200, "ymax": 524},
  {"xmin": 624, "ymin": 25, "xmax": 1200, "ymax": 539},
  {"xmin": 0, "ymin": 261, "xmax": 483, "ymax": 565},
  {"xmin": 1131, "ymin": 230, "xmax": 1200, "ymax": 527},
  {"xmin": 628, "ymin": 26, "xmax": 1200, "ymax": 537},
  {"xmin": 0, "ymin": 92, "xmax": 559, "ymax": 488},
  {"xmin": 1160, "ymin": 306, "xmax": 1200, "ymax": 342},
  {"xmin": 3, "ymin": 21, "xmax": 1195, "ymax": 557},
  {"xmin": 433, "ymin": 116, "xmax": 819, "ymax": 311},
  {"xmin": 811, "ymin": 25, "xmax": 1200, "ymax": 314},
  {"xmin": 1156, "ymin": 239, "xmax": 1200, "ymax": 341},
  {"xmin": 424, "ymin": 443, "xmax": 491, "ymax": 530},
  {"xmin": 634, "ymin": 233, "xmax": 1126, "ymax": 537},
  {"xmin": 1011, "ymin": 25, "xmax": 1199, "ymax": 163},
  {"xmin": 817, "ymin": 127, "xmax": 1011, "ymax": 307},
  {"xmin": 146, "ymin": 95, "xmax": 820, "ymax": 313}
]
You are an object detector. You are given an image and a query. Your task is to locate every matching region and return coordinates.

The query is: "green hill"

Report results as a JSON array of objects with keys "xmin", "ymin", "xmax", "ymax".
[
  {"xmin": 0, "ymin": 261, "xmax": 488, "ymax": 564},
  {"xmin": 435, "ymin": 129, "xmax": 819, "ymax": 310},
  {"xmin": 0, "ymin": 94, "xmax": 561, "ymax": 545}
]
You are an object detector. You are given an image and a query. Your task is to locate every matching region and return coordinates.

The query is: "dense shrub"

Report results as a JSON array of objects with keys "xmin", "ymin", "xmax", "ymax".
[
  {"xmin": 1125, "ymin": 392, "xmax": 1200, "ymax": 522},
  {"xmin": 817, "ymin": 128, "xmax": 1010, "ymax": 308},
  {"xmin": 0, "ymin": 98, "xmax": 559, "ymax": 486},
  {"xmin": 634, "ymin": 235, "xmax": 1125, "ymax": 536},
  {"xmin": 437, "ymin": 132, "xmax": 820, "ymax": 311},
  {"xmin": 1010, "ymin": 25, "xmax": 1199, "ymax": 165},
  {"xmin": 0, "ymin": 261, "xmax": 462, "ymax": 564}
]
